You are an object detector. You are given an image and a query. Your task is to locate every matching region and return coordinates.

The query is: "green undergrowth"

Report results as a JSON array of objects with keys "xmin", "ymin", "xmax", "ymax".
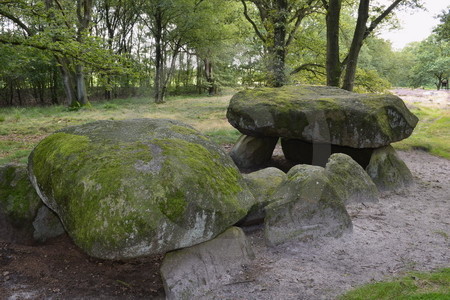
[
  {"xmin": 340, "ymin": 268, "xmax": 450, "ymax": 300},
  {"xmin": 393, "ymin": 105, "xmax": 450, "ymax": 159},
  {"xmin": 0, "ymin": 94, "xmax": 238, "ymax": 165}
]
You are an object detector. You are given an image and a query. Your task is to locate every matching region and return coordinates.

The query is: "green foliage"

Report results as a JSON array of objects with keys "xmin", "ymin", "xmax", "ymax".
[
  {"xmin": 340, "ymin": 268, "xmax": 450, "ymax": 300},
  {"xmin": 433, "ymin": 7, "xmax": 450, "ymax": 42},
  {"xmin": 353, "ymin": 68, "xmax": 392, "ymax": 93},
  {"xmin": 404, "ymin": 36, "xmax": 449, "ymax": 89}
]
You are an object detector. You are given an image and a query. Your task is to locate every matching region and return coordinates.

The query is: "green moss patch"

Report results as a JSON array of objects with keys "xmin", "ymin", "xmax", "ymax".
[{"xmin": 0, "ymin": 164, "xmax": 42, "ymax": 226}]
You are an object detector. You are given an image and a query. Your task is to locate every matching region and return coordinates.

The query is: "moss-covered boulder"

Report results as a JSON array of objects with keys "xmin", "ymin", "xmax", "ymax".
[
  {"xmin": 264, "ymin": 165, "xmax": 352, "ymax": 246},
  {"xmin": 325, "ymin": 154, "xmax": 379, "ymax": 205},
  {"xmin": 28, "ymin": 119, "xmax": 254, "ymax": 259},
  {"xmin": 238, "ymin": 167, "xmax": 287, "ymax": 226},
  {"xmin": 227, "ymin": 85, "xmax": 418, "ymax": 148},
  {"xmin": 0, "ymin": 163, "xmax": 64, "ymax": 244},
  {"xmin": 366, "ymin": 146, "xmax": 414, "ymax": 192}
]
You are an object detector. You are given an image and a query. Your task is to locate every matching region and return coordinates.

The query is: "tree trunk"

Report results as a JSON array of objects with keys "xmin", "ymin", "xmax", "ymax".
[
  {"xmin": 74, "ymin": 0, "xmax": 92, "ymax": 105},
  {"xmin": 76, "ymin": 65, "xmax": 88, "ymax": 105},
  {"xmin": 325, "ymin": 0, "xmax": 342, "ymax": 87},
  {"xmin": 342, "ymin": 0, "xmax": 370, "ymax": 91},
  {"xmin": 51, "ymin": 66, "xmax": 59, "ymax": 104},
  {"xmin": 57, "ymin": 57, "xmax": 77, "ymax": 106},
  {"xmin": 196, "ymin": 56, "xmax": 203, "ymax": 94},
  {"xmin": 267, "ymin": 0, "xmax": 288, "ymax": 87},
  {"xmin": 204, "ymin": 58, "xmax": 215, "ymax": 95},
  {"xmin": 153, "ymin": 8, "xmax": 165, "ymax": 103}
]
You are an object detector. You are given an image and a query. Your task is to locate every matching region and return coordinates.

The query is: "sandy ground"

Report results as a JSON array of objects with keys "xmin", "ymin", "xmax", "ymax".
[
  {"xmin": 210, "ymin": 150, "xmax": 450, "ymax": 299},
  {"xmin": 391, "ymin": 88, "xmax": 450, "ymax": 109},
  {"xmin": 1, "ymin": 88, "xmax": 449, "ymax": 299}
]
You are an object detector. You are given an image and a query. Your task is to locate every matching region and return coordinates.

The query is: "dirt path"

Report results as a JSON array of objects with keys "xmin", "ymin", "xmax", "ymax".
[{"xmin": 391, "ymin": 88, "xmax": 450, "ymax": 109}]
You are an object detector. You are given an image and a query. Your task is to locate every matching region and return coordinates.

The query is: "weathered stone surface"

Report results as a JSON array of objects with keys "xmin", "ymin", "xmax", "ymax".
[
  {"xmin": 0, "ymin": 163, "xmax": 64, "ymax": 244},
  {"xmin": 239, "ymin": 167, "xmax": 287, "ymax": 225},
  {"xmin": 33, "ymin": 205, "xmax": 66, "ymax": 242},
  {"xmin": 281, "ymin": 138, "xmax": 375, "ymax": 168},
  {"xmin": 227, "ymin": 85, "xmax": 418, "ymax": 148},
  {"xmin": 28, "ymin": 118, "xmax": 254, "ymax": 259},
  {"xmin": 325, "ymin": 154, "xmax": 379, "ymax": 205},
  {"xmin": 265, "ymin": 165, "xmax": 352, "ymax": 246},
  {"xmin": 366, "ymin": 145, "xmax": 414, "ymax": 192},
  {"xmin": 160, "ymin": 227, "xmax": 254, "ymax": 300},
  {"xmin": 230, "ymin": 135, "xmax": 278, "ymax": 168}
]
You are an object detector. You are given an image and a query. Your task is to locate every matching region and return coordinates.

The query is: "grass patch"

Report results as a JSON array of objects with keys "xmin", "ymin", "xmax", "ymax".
[
  {"xmin": 1, "ymin": 94, "xmax": 448, "ymax": 165},
  {"xmin": 204, "ymin": 128, "xmax": 241, "ymax": 145},
  {"xmin": 340, "ymin": 268, "xmax": 450, "ymax": 300},
  {"xmin": 393, "ymin": 106, "xmax": 450, "ymax": 159},
  {"xmin": 0, "ymin": 94, "xmax": 236, "ymax": 164}
]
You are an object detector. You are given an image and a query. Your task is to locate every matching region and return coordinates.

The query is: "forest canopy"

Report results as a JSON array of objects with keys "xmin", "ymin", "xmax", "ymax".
[{"xmin": 0, "ymin": 0, "xmax": 448, "ymax": 107}]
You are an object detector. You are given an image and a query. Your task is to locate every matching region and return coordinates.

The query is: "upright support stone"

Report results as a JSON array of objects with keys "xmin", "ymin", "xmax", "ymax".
[
  {"xmin": 238, "ymin": 167, "xmax": 287, "ymax": 226},
  {"xmin": 230, "ymin": 135, "xmax": 278, "ymax": 169},
  {"xmin": 265, "ymin": 165, "xmax": 352, "ymax": 246},
  {"xmin": 325, "ymin": 153, "xmax": 379, "ymax": 205},
  {"xmin": 366, "ymin": 145, "xmax": 414, "ymax": 192},
  {"xmin": 160, "ymin": 227, "xmax": 255, "ymax": 300}
]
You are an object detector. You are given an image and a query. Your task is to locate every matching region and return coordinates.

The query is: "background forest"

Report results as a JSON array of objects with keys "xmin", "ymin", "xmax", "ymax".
[{"xmin": 0, "ymin": 0, "xmax": 449, "ymax": 107}]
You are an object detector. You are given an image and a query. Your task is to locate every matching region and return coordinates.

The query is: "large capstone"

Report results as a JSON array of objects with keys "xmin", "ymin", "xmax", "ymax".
[
  {"xmin": 227, "ymin": 85, "xmax": 418, "ymax": 148},
  {"xmin": 28, "ymin": 119, "xmax": 254, "ymax": 259}
]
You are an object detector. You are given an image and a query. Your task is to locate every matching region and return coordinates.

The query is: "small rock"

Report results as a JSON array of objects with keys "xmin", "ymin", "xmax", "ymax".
[{"xmin": 160, "ymin": 227, "xmax": 254, "ymax": 300}]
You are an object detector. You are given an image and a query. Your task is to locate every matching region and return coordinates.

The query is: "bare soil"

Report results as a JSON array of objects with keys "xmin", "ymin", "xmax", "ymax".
[{"xmin": 1, "ymin": 88, "xmax": 449, "ymax": 299}]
